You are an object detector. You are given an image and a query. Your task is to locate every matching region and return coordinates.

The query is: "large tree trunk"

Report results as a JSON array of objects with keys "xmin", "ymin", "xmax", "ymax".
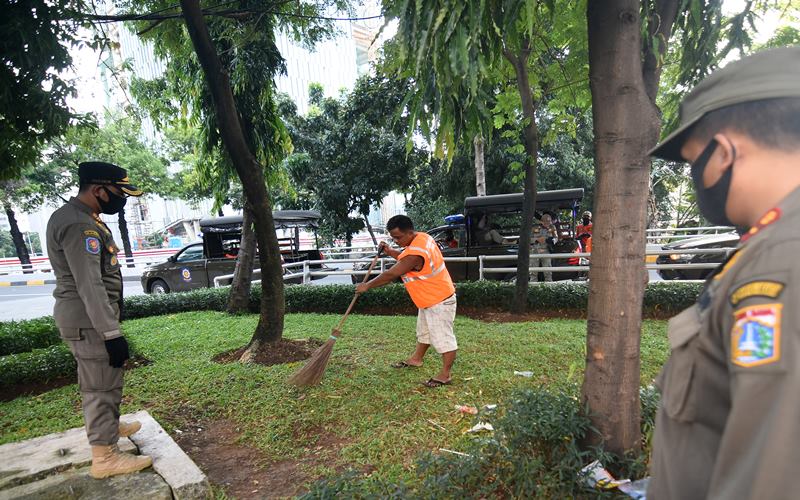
[
  {"xmin": 474, "ymin": 135, "xmax": 486, "ymax": 197},
  {"xmin": 117, "ymin": 208, "xmax": 135, "ymax": 268},
  {"xmin": 181, "ymin": 0, "xmax": 285, "ymax": 358},
  {"xmin": 227, "ymin": 197, "xmax": 256, "ymax": 314},
  {"xmin": 3, "ymin": 202, "xmax": 32, "ymax": 274},
  {"xmin": 581, "ymin": 0, "xmax": 663, "ymax": 456},
  {"xmin": 504, "ymin": 41, "xmax": 538, "ymax": 314},
  {"xmin": 363, "ymin": 213, "xmax": 378, "ymax": 247}
]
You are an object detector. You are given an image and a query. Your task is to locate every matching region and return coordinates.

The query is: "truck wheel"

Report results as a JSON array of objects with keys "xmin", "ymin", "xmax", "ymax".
[{"xmin": 150, "ymin": 279, "xmax": 170, "ymax": 294}]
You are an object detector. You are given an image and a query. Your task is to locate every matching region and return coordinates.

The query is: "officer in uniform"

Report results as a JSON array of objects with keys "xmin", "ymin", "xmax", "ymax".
[
  {"xmin": 46, "ymin": 162, "xmax": 152, "ymax": 479},
  {"xmin": 648, "ymin": 47, "xmax": 800, "ymax": 499}
]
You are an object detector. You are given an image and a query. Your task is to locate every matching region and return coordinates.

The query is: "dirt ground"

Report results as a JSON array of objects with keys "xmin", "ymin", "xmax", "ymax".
[
  {"xmin": 173, "ymin": 419, "xmax": 358, "ymax": 499},
  {"xmin": 214, "ymin": 339, "xmax": 324, "ymax": 366}
]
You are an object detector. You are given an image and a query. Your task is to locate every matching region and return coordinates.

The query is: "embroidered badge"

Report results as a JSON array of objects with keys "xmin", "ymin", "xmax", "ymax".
[
  {"xmin": 740, "ymin": 208, "xmax": 782, "ymax": 243},
  {"xmin": 730, "ymin": 281, "xmax": 785, "ymax": 306},
  {"xmin": 85, "ymin": 237, "xmax": 101, "ymax": 255},
  {"xmin": 110, "ymin": 255, "xmax": 118, "ymax": 266},
  {"xmin": 83, "ymin": 229, "xmax": 100, "ymax": 238},
  {"xmin": 181, "ymin": 268, "xmax": 192, "ymax": 282},
  {"xmin": 731, "ymin": 304, "xmax": 782, "ymax": 367}
]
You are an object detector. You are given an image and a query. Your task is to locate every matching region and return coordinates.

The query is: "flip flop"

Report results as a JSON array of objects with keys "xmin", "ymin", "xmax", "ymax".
[
  {"xmin": 391, "ymin": 361, "xmax": 420, "ymax": 369},
  {"xmin": 423, "ymin": 378, "xmax": 452, "ymax": 388}
]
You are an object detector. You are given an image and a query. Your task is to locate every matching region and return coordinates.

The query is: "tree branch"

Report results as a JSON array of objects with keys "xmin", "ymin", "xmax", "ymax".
[{"xmin": 641, "ymin": 0, "xmax": 680, "ymax": 103}]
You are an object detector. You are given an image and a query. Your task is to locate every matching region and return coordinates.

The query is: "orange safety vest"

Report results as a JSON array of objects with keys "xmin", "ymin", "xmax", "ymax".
[{"xmin": 398, "ymin": 232, "xmax": 456, "ymax": 309}]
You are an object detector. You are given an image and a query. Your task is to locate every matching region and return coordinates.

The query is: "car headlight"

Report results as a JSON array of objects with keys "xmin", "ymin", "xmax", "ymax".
[{"xmin": 669, "ymin": 253, "xmax": 692, "ymax": 261}]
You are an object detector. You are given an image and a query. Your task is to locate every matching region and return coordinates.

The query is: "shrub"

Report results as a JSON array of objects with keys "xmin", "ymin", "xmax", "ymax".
[
  {"xmin": 0, "ymin": 317, "xmax": 61, "ymax": 356},
  {"xmin": 0, "ymin": 344, "xmax": 76, "ymax": 387},
  {"xmin": 119, "ymin": 281, "xmax": 701, "ymax": 320}
]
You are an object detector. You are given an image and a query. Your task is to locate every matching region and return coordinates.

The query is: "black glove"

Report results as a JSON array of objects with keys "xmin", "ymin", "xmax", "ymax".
[{"xmin": 104, "ymin": 336, "xmax": 130, "ymax": 368}]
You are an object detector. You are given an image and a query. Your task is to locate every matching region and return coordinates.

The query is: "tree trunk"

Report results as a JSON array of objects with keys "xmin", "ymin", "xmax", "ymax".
[
  {"xmin": 504, "ymin": 41, "xmax": 538, "ymax": 314},
  {"xmin": 227, "ymin": 198, "xmax": 256, "ymax": 314},
  {"xmin": 117, "ymin": 208, "xmax": 135, "ymax": 268},
  {"xmin": 363, "ymin": 213, "xmax": 378, "ymax": 247},
  {"xmin": 3, "ymin": 202, "xmax": 32, "ymax": 274},
  {"xmin": 474, "ymin": 135, "xmax": 486, "ymax": 197},
  {"xmin": 181, "ymin": 0, "xmax": 285, "ymax": 358},
  {"xmin": 581, "ymin": 0, "xmax": 662, "ymax": 456}
]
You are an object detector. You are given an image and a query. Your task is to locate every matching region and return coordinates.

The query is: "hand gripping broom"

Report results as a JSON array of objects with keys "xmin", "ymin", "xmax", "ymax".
[{"xmin": 288, "ymin": 250, "xmax": 382, "ymax": 387}]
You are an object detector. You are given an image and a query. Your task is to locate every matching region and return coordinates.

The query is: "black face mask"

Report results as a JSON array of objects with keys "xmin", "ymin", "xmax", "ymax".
[
  {"xmin": 97, "ymin": 187, "xmax": 128, "ymax": 215},
  {"xmin": 690, "ymin": 139, "xmax": 734, "ymax": 226},
  {"xmin": 582, "ymin": 217, "xmax": 590, "ymax": 225}
]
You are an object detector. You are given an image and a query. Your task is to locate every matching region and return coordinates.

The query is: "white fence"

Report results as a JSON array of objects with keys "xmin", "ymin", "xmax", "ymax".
[{"xmin": 213, "ymin": 246, "xmax": 735, "ymax": 287}]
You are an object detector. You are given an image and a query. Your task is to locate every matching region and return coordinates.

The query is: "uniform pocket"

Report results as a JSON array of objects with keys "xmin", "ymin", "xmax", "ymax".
[
  {"xmin": 71, "ymin": 329, "xmax": 123, "ymax": 391},
  {"xmin": 59, "ymin": 327, "xmax": 82, "ymax": 341},
  {"xmin": 659, "ymin": 306, "xmax": 702, "ymax": 422}
]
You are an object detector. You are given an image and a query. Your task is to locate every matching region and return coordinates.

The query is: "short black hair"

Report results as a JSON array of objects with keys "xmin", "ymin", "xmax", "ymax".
[
  {"xmin": 689, "ymin": 97, "xmax": 800, "ymax": 152},
  {"xmin": 386, "ymin": 215, "xmax": 414, "ymax": 232}
]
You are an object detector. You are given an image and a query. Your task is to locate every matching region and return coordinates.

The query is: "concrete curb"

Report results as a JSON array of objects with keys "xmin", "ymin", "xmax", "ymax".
[{"xmin": 0, "ymin": 276, "xmax": 141, "ymax": 287}]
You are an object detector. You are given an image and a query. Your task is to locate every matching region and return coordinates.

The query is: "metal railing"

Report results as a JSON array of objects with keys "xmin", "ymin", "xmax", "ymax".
[{"xmin": 212, "ymin": 247, "xmax": 736, "ymax": 287}]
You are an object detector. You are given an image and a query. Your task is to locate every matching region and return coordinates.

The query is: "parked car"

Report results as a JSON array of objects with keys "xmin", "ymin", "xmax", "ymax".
[
  {"xmin": 655, "ymin": 232, "xmax": 739, "ymax": 280},
  {"xmin": 352, "ymin": 188, "xmax": 587, "ymax": 283},
  {"xmin": 141, "ymin": 210, "xmax": 329, "ymax": 293}
]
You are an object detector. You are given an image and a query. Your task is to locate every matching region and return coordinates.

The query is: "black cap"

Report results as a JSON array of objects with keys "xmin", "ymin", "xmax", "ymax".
[
  {"xmin": 650, "ymin": 46, "xmax": 800, "ymax": 162},
  {"xmin": 78, "ymin": 161, "xmax": 143, "ymax": 197}
]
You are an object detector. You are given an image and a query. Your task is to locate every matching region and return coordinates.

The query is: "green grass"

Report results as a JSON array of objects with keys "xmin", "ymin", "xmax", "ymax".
[{"xmin": 0, "ymin": 312, "xmax": 669, "ymax": 488}]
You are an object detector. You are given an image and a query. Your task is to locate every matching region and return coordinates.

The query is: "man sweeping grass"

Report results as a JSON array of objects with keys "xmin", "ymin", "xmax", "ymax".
[{"xmin": 356, "ymin": 215, "xmax": 458, "ymax": 388}]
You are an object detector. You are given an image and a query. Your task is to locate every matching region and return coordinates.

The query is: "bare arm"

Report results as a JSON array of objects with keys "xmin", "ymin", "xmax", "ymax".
[{"xmin": 356, "ymin": 255, "xmax": 423, "ymax": 293}]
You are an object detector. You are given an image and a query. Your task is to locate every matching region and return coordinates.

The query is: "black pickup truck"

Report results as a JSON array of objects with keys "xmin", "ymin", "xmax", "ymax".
[{"xmin": 141, "ymin": 210, "xmax": 327, "ymax": 294}]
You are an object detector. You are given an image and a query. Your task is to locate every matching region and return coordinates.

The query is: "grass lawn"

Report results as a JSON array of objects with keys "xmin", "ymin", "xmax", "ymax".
[{"xmin": 0, "ymin": 312, "xmax": 669, "ymax": 494}]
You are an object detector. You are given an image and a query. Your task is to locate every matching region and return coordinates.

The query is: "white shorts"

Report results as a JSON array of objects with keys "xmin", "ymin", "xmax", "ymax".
[{"xmin": 416, "ymin": 295, "xmax": 458, "ymax": 353}]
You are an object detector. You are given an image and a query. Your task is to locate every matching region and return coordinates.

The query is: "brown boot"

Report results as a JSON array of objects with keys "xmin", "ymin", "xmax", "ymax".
[
  {"xmin": 118, "ymin": 420, "xmax": 142, "ymax": 438},
  {"xmin": 90, "ymin": 445, "xmax": 153, "ymax": 479}
]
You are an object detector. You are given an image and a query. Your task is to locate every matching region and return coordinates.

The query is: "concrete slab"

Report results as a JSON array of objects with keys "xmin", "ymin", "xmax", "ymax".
[
  {"xmin": 0, "ymin": 427, "xmax": 136, "ymax": 491},
  {"xmin": 126, "ymin": 410, "xmax": 211, "ymax": 500},
  {"xmin": 0, "ymin": 467, "xmax": 171, "ymax": 500}
]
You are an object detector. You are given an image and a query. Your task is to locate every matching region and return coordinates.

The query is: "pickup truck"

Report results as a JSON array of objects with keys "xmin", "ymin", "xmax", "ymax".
[{"xmin": 141, "ymin": 210, "xmax": 327, "ymax": 293}]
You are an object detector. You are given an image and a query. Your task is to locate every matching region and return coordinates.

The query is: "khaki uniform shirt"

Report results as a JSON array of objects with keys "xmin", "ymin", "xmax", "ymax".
[
  {"xmin": 46, "ymin": 198, "xmax": 123, "ymax": 340},
  {"xmin": 649, "ymin": 186, "xmax": 800, "ymax": 500}
]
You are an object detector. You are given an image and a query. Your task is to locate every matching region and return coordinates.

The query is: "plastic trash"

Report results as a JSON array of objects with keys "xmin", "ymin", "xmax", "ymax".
[
  {"xmin": 513, "ymin": 371, "xmax": 534, "ymax": 377},
  {"xmin": 580, "ymin": 460, "xmax": 631, "ymax": 489},
  {"xmin": 455, "ymin": 405, "xmax": 479, "ymax": 415},
  {"xmin": 618, "ymin": 478, "xmax": 649, "ymax": 499},
  {"xmin": 467, "ymin": 422, "xmax": 494, "ymax": 433}
]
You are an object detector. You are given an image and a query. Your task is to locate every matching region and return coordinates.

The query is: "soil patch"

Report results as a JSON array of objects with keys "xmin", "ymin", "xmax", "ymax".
[
  {"xmin": 174, "ymin": 419, "xmax": 355, "ymax": 499},
  {"xmin": 0, "ymin": 356, "xmax": 151, "ymax": 402},
  {"xmin": 459, "ymin": 307, "xmax": 586, "ymax": 323},
  {"xmin": 213, "ymin": 339, "xmax": 324, "ymax": 366}
]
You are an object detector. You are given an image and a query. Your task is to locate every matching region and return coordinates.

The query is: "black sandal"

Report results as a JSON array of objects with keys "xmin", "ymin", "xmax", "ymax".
[
  {"xmin": 391, "ymin": 361, "xmax": 419, "ymax": 369},
  {"xmin": 423, "ymin": 378, "xmax": 452, "ymax": 388}
]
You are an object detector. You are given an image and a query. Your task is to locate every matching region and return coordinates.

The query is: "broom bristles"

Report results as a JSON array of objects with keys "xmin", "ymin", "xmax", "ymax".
[{"xmin": 288, "ymin": 336, "xmax": 337, "ymax": 387}]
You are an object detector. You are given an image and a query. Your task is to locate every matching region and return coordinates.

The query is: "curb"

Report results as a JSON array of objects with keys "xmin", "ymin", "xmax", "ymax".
[{"xmin": 0, "ymin": 276, "xmax": 141, "ymax": 287}]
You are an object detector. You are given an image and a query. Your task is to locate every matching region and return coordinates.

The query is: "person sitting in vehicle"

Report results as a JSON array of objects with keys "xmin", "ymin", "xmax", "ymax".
[
  {"xmin": 476, "ymin": 215, "xmax": 510, "ymax": 245},
  {"xmin": 444, "ymin": 230, "xmax": 459, "ymax": 248}
]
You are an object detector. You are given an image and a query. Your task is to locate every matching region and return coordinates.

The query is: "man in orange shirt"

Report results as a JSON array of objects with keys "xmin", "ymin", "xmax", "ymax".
[{"xmin": 356, "ymin": 215, "xmax": 457, "ymax": 387}]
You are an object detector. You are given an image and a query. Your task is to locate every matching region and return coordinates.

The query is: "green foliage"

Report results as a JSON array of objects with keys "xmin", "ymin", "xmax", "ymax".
[
  {"xmin": 0, "ymin": 231, "xmax": 41, "ymax": 258},
  {"xmin": 0, "ymin": 0, "xmax": 84, "ymax": 179},
  {"xmin": 0, "ymin": 344, "xmax": 75, "ymax": 387},
  {"xmin": 280, "ymin": 77, "xmax": 424, "ymax": 243},
  {"xmin": 0, "ymin": 317, "xmax": 60, "ymax": 356},
  {"xmin": 118, "ymin": 280, "xmax": 702, "ymax": 320}
]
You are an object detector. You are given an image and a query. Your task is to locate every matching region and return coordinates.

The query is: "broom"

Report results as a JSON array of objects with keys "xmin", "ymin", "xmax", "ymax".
[{"xmin": 288, "ymin": 250, "xmax": 383, "ymax": 387}]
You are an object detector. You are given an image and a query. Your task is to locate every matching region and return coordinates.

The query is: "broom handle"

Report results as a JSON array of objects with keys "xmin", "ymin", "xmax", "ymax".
[{"xmin": 333, "ymin": 250, "xmax": 383, "ymax": 334}]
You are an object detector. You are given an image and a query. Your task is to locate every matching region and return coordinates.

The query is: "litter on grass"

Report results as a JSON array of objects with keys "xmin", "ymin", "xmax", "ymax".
[
  {"xmin": 455, "ymin": 405, "xmax": 479, "ymax": 415},
  {"xmin": 618, "ymin": 478, "xmax": 649, "ymax": 499},
  {"xmin": 484, "ymin": 404, "xmax": 498, "ymax": 411},
  {"xmin": 513, "ymin": 370, "xmax": 534, "ymax": 378},
  {"xmin": 467, "ymin": 422, "xmax": 494, "ymax": 433},
  {"xmin": 581, "ymin": 460, "xmax": 631, "ymax": 489}
]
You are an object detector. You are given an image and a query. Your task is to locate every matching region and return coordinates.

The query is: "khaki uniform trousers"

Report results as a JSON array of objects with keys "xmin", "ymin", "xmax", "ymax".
[
  {"xmin": 64, "ymin": 328, "xmax": 123, "ymax": 446},
  {"xmin": 530, "ymin": 245, "xmax": 552, "ymax": 282}
]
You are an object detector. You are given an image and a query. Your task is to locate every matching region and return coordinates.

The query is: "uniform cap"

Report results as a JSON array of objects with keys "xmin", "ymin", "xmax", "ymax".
[
  {"xmin": 78, "ymin": 161, "xmax": 143, "ymax": 197},
  {"xmin": 650, "ymin": 46, "xmax": 800, "ymax": 162}
]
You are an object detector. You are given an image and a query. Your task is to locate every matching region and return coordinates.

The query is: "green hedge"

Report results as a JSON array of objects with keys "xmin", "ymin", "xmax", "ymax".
[
  {"xmin": 0, "ymin": 317, "xmax": 61, "ymax": 356},
  {"xmin": 120, "ymin": 281, "xmax": 702, "ymax": 320},
  {"xmin": 0, "ymin": 344, "xmax": 76, "ymax": 387}
]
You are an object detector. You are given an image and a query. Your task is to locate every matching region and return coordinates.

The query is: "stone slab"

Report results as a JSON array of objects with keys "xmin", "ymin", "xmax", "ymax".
[
  {"xmin": 0, "ymin": 467, "xmax": 171, "ymax": 500},
  {"xmin": 126, "ymin": 410, "xmax": 211, "ymax": 499},
  {"xmin": 0, "ymin": 427, "xmax": 136, "ymax": 491}
]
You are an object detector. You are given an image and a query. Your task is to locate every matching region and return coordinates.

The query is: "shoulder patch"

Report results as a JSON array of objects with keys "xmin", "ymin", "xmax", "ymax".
[
  {"xmin": 731, "ymin": 304, "xmax": 782, "ymax": 368},
  {"xmin": 85, "ymin": 237, "xmax": 101, "ymax": 255},
  {"xmin": 730, "ymin": 281, "xmax": 785, "ymax": 306},
  {"xmin": 83, "ymin": 229, "xmax": 100, "ymax": 238},
  {"xmin": 714, "ymin": 249, "xmax": 745, "ymax": 281}
]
